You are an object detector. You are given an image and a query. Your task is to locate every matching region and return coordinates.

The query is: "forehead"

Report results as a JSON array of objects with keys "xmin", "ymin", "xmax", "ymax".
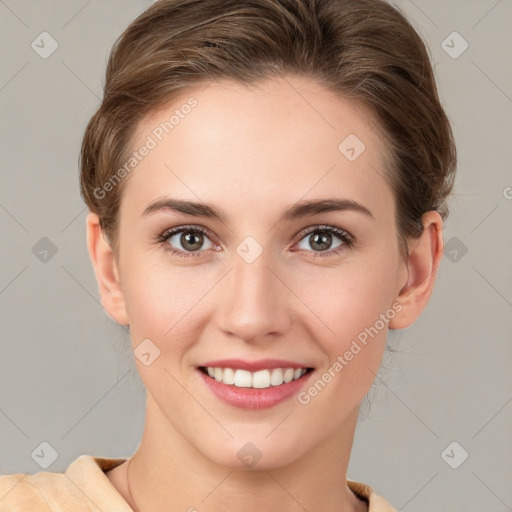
[{"xmin": 121, "ymin": 75, "xmax": 395, "ymax": 221}]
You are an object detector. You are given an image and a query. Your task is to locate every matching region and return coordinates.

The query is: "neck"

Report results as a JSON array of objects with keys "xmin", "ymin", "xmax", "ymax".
[{"xmin": 125, "ymin": 393, "xmax": 366, "ymax": 512}]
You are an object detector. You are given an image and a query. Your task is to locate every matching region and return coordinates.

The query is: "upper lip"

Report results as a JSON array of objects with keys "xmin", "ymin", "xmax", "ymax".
[{"xmin": 198, "ymin": 359, "xmax": 313, "ymax": 372}]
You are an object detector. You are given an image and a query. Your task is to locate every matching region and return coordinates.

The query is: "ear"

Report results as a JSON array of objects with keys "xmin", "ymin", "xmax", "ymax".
[
  {"xmin": 388, "ymin": 211, "xmax": 444, "ymax": 330},
  {"xmin": 86, "ymin": 212, "xmax": 129, "ymax": 326}
]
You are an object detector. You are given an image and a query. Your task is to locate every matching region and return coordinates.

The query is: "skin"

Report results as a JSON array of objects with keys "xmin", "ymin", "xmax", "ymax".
[{"xmin": 86, "ymin": 74, "xmax": 444, "ymax": 512}]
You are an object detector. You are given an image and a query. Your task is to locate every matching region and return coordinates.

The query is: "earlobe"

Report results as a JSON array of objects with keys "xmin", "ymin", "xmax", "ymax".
[
  {"xmin": 388, "ymin": 211, "xmax": 444, "ymax": 330},
  {"xmin": 86, "ymin": 212, "xmax": 129, "ymax": 326}
]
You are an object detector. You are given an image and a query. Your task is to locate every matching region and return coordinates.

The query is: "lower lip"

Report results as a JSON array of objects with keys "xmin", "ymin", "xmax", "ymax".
[{"xmin": 197, "ymin": 368, "xmax": 315, "ymax": 410}]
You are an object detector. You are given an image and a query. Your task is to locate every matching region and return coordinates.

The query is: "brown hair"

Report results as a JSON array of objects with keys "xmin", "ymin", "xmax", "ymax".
[{"xmin": 79, "ymin": 0, "xmax": 456, "ymax": 261}]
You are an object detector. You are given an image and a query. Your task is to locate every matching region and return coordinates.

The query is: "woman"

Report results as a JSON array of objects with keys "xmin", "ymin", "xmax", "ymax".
[{"xmin": 0, "ymin": 0, "xmax": 456, "ymax": 510}]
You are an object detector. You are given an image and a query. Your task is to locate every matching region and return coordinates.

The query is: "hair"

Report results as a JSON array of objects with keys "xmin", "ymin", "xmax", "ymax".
[{"xmin": 79, "ymin": 0, "xmax": 456, "ymax": 263}]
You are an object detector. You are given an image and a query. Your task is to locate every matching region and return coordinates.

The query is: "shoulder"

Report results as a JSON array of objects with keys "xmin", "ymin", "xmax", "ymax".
[
  {"xmin": 347, "ymin": 479, "xmax": 398, "ymax": 512},
  {"xmin": 0, "ymin": 455, "xmax": 128, "ymax": 512},
  {"xmin": 0, "ymin": 473, "xmax": 42, "ymax": 509},
  {"xmin": 0, "ymin": 471, "xmax": 89, "ymax": 511}
]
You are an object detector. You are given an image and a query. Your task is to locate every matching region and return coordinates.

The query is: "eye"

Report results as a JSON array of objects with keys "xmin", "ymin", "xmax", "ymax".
[
  {"xmin": 294, "ymin": 225, "xmax": 354, "ymax": 257},
  {"xmin": 157, "ymin": 224, "xmax": 354, "ymax": 260},
  {"xmin": 157, "ymin": 225, "xmax": 218, "ymax": 258}
]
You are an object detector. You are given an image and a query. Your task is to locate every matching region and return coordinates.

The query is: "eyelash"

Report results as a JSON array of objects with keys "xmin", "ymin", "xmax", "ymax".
[{"xmin": 156, "ymin": 224, "xmax": 354, "ymax": 259}]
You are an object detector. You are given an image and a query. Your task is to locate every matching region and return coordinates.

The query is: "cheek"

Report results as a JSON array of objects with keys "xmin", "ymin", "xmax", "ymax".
[
  {"xmin": 120, "ymin": 267, "xmax": 201, "ymax": 397},
  {"xmin": 123, "ymin": 255, "xmax": 203, "ymax": 321},
  {"xmin": 295, "ymin": 268, "xmax": 395, "ymax": 414},
  {"xmin": 302, "ymin": 255, "xmax": 396, "ymax": 338},
  {"xmin": 295, "ymin": 253, "xmax": 397, "ymax": 394},
  {"xmin": 121, "ymin": 261, "xmax": 213, "ymax": 358}
]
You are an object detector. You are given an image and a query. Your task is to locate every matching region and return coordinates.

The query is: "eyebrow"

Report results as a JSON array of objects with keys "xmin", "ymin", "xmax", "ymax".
[{"xmin": 142, "ymin": 197, "xmax": 374, "ymax": 222}]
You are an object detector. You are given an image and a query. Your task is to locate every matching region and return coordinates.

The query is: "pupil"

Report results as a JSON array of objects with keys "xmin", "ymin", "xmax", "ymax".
[
  {"xmin": 182, "ymin": 231, "xmax": 203, "ymax": 251},
  {"xmin": 311, "ymin": 231, "xmax": 331, "ymax": 251}
]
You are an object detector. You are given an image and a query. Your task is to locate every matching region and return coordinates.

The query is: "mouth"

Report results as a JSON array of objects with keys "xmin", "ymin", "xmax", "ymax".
[{"xmin": 197, "ymin": 365, "xmax": 315, "ymax": 389}]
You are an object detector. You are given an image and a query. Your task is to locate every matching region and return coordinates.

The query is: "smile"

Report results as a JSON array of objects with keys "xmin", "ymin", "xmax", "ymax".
[
  {"xmin": 199, "ymin": 366, "xmax": 314, "ymax": 389},
  {"xmin": 196, "ymin": 365, "xmax": 316, "ymax": 410}
]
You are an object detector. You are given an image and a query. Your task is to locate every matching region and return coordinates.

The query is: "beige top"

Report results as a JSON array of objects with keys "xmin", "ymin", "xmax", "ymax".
[{"xmin": 0, "ymin": 455, "xmax": 398, "ymax": 511}]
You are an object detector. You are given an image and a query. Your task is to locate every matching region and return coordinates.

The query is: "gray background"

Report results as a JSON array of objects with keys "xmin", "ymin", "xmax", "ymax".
[{"xmin": 1, "ymin": 1, "xmax": 511, "ymax": 511}]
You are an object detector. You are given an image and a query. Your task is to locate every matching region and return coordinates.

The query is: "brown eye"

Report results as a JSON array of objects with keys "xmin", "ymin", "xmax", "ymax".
[
  {"xmin": 295, "ymin": 225, "xmax": 353, "ymax": 256},
  {"xmin": 307, "ymin": 231, "xmax": 334, "ymax": 251},
  {"xmin": 178, "ymin": 231, "xmax": 205, "ymax": 252},
  {"xmin": 159, "ymin": 226, "xmax": 216, "ymax": 257}
]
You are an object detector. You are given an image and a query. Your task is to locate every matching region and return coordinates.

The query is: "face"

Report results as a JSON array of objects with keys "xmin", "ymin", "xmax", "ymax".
[{"xmin": 109, "ymin": 75, "xmax": 409, "ymax": 469}]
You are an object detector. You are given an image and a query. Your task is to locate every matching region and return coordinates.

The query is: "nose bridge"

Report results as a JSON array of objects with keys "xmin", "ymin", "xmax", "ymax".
[{"xmin": 216, "ymin": 242, "xmax": 290, "ymax": 340}]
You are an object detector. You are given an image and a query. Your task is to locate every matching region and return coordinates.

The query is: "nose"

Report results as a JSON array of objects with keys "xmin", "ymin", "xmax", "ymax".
[{"xmin": 215, "ymin": 248, "xmax": 292, "ymax": 344}]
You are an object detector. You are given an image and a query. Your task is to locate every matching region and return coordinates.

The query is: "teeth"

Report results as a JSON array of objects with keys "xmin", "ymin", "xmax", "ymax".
[
  {"xmin": 202, "ymin": 367, "xmax": 308, "ymax": 388},
  {"xmin": 222, "ymin": 367, "xmax": 235, "ymax": 385},
  {"xmin": 234, "ymin": 369, "xmax": 252, "ymax": 387}
]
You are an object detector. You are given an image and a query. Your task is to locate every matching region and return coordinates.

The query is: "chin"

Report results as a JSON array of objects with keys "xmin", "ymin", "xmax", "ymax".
[{"xmin": 198, "ymin": 435, "xmax": 308, "ymax": 471}]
